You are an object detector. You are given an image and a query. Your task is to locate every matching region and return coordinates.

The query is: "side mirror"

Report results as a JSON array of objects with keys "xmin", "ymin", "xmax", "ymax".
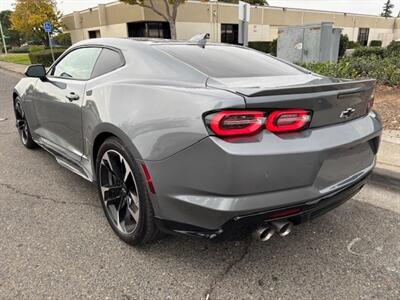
[{"xmin": 25, "ymin": 64, "xmax": 46, "ymax": 79}]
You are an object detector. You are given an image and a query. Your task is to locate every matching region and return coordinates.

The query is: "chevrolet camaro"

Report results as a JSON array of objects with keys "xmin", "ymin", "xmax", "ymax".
[{"xmin": 13, "ymin": 37, "xmax": 381, "ymax": 245}]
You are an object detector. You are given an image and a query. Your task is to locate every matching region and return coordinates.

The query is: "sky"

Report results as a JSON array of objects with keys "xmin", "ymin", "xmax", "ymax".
[{"xmin": 0, "ymin": 0, "xmax": 399, "ymax": 16}]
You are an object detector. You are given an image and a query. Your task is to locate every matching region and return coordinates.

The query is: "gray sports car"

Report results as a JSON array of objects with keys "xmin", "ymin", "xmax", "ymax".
[{"xmin": 13, "ymin": 37, "xmax": 381, "ymax": 245}]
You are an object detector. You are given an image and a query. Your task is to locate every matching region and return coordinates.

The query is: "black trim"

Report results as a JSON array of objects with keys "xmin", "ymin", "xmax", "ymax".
[{"xmin": 155, "ymin": 173, "xmax": 369, "ymax": 241}]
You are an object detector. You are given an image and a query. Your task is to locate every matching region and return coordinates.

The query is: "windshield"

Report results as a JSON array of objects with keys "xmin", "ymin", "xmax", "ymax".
[{"xmin": 156, "ymin": 44, "xmax": 304, "ymax": 78}]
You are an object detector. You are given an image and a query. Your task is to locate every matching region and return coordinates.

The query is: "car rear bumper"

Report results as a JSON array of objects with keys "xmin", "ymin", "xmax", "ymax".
[
  {"xmin": 155, "ymin": 172, "xmax": 368, "ymax": 240},
  {"xmin": 144, "ymin": 112, "xmax": 381, "ymax": 233}
]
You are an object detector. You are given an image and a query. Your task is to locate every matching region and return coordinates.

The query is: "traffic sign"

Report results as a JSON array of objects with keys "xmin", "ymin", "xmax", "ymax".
[{"xmin": 43, "ymin": 22, "xmax": 52, "ymax": 33}]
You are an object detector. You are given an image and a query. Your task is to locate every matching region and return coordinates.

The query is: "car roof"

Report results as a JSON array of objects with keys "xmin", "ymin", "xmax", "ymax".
[{"xmin": 73, "ymin": 37, "xmax": 237, "ymax": 49}]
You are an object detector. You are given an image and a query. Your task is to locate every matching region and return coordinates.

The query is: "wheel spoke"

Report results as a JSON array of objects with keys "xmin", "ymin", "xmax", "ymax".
[
  {"xmin": 129, "ymin": 191, "xmax": 140, "ymax": 207},
  {"xmin": 127, "ymin": 205, "xmax": 140, "ymax": 223},
  {"xmin": 99, "ymin": 149, "xmax": 140, "ymax": 235},
  {"xmin": 121, "ymin": 157, "xmax": 132, "ymax": 184}
]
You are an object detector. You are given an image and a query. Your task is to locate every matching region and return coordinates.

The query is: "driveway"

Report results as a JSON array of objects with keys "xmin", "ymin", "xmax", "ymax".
[{"xmin": 0, "ymin": 68, "xmax": 399, "ymax": 299}]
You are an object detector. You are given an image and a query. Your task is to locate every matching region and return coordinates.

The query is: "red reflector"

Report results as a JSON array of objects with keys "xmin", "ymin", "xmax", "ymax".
[
  {"xmin": 209, "ymin": 111, "xmax": 265, "ymax": 137},
  {"xmin": 141, "ymin": 164, "xmax": 155, "ymax": 194},
  {"xmin": 266, "ymin": 109, "xmax": 311, "ymax": 132},
  {"xmin": 267, "ymin": 207, "xmax": 302, "ymax": 219}
]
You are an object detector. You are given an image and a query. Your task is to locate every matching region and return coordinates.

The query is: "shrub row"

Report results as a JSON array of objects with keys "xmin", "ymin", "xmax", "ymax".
[
  {"xmin": 29, "ymin": 49, "xmax": 66, "ymax": 67},
  {"xmin": 248, "ymin": 39, "xmax": 277, "ymax": 56},
  {"xmin": 350, "ymin": 41, "xmax": 400, "ymax": 59},
  {"xmin": 298, "ymin": 54, "xmax": 400, "ymax": 86}
]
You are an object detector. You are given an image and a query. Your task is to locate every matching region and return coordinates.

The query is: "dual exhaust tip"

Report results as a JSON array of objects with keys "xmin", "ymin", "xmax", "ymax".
[{"xmin": 253, "ymin": 220, "xmax": 293, "ymax": 242}]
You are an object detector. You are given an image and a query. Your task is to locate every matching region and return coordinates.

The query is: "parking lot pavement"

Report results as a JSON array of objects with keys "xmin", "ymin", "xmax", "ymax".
[{"xmin": 0, "ymin": 69, "xmax": 399, "ymax": 299}]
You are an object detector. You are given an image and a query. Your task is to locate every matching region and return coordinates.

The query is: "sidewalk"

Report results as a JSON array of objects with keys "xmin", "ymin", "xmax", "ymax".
[
  {"xmin": 0, "ymin": 60, "xmax": 27, "ymax": 75},
  {"xmin": 372, "ymin": 130, "xmax": 400, "ymax": 188},
  {"xmin": 0, "ymin": 60, "xmax": 399, "ymax": 188}
]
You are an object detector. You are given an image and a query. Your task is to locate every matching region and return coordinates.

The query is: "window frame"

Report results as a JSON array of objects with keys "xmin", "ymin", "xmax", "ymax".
[{"xmin": 47, "ymin": 45, "xmax": 125, "ymax": 82}]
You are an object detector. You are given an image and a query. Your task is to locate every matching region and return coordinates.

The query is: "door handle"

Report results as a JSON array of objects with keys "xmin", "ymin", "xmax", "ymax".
[{"xmin": 66, "ymin": 92, "xmax": 80, "ymax": 102}]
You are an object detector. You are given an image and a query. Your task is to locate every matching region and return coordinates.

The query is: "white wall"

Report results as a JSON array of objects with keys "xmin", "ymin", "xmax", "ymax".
[
  {"xmin": 100, "ymin": 23, "xmax": 128, "ymax": 38},
  {"xmin": 341, "ymin": 27, "xmax": 358, "ymax": 41},
  {"xmin": 176, "ymin": 22, "xmax": 217, "ymax": 41},
  {"xmin": 248, "ymin": 24, "xmax": 270, "ymax": 41},
  {"xmin": 368, "ymin": 28, "xmax": 394, "ymax": 46}
]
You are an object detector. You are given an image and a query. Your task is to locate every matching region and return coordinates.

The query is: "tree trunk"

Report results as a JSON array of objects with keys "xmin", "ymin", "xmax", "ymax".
[{"xmin": 168, "ymin": 19, "xmax": 177, "ymax": 40}]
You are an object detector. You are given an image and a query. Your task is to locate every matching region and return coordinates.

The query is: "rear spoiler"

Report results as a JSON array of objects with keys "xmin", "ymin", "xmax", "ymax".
[{"xmin": 237, "ymin": 79, "xmax": 376, "ymax": 97}]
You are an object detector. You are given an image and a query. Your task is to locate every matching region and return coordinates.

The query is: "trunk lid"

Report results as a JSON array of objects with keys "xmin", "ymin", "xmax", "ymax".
[{"xmin": 207, "ymin": 74, "xmax": 375, "ymax": 127}]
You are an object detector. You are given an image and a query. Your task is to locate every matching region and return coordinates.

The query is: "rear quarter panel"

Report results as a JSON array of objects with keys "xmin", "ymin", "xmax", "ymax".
[{"xmin": 82, "ymin": 70, "xmax": 245, "ymax": 162}]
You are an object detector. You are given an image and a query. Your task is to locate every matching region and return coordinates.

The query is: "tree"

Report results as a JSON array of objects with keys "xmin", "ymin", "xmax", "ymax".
[
  {"xmin": 381, "ymin": 0, "xmax": 394, "ymax": 17},
  {"xmin": 0, "ymin": 10, "xmax": 22, "ymax": 47},
  {"xmin": 121, "ymin": 0, "xmax": 184, "ymax": 39},
  {"xmin": 10, "ymin": 0, "xmax": 61, "ymax": 46}
]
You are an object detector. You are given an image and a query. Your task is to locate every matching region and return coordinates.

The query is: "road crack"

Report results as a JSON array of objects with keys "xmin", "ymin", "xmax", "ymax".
[
  {"xmin": 204, "ymin": 238, "xmax": 253, "ymax": 300},
  {"xmin": 0, "ymin": 181, "xmax": 100, "ymax": 208}
]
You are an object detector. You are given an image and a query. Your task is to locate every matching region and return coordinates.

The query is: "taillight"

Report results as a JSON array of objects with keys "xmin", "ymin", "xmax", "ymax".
[
  {"xmin": 266, "ymin": 109, "xmax": 311, "ymax": 132},
  {"xmin": 208, "ymin": 111, "xmax": 265, "ymax": 137},
  {"xmin": 206, "ymin": 109, "xmax": 311, "ymax": 137}
]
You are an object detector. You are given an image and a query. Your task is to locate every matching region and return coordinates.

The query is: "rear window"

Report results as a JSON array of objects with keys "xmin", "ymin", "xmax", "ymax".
[{"xmin": 156, "ymin": 45, "xmax": 304, "ymax": 78}]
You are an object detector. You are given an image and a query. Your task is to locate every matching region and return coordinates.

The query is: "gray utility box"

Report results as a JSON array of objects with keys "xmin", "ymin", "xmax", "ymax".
[{"xmin": 277, "ymin": 22, "xmax": 342, "ymax": 63}]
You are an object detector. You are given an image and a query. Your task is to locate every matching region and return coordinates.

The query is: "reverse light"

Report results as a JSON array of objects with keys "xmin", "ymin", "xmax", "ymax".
[
  {"xmin": 266, "ymin": 109, "xmax": 311, "ymax": 132},
  {"xmin": 208, "ymin": 111, "xmax": 265, "ymax": 137}
]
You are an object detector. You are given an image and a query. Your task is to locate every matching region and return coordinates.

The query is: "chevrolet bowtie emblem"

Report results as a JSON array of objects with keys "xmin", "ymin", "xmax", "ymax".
[{"xmin": 340, "ymin": 108, "xmax": 356, "ymax": 119}]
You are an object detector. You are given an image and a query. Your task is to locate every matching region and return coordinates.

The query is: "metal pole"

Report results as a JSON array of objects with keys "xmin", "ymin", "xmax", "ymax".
[
  {"xmin": 0, "ymin": 20, "xmax": 8, "ymax": 55},
  {"xmin": 243, "ymin": 5, "xmax": 248, "ymax": 47},
  {"xmin": 48, "ymin": 31, "xmax": 55, "ymax": 62}
]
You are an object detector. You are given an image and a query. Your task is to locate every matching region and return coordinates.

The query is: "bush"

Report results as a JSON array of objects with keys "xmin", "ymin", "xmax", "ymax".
[
  {"xmin": 369, "ymin": 40, "xmax": 382, "ymax": 47},
  {"xmin": 347, "ymin": 41, "xmax": 362, "ymax": 49},
  {"xmin": 352, "ymin": 46, "xmax": 385, "ymax": 58},
  {"xmin": 53, "ymin": 33, "xmax": 72, "ymax": 47},
  {"xmin": 339, "ymin": 34, "xmax": 349, "ymax": 58},
  {"xmin": 298, "ymin": 55, "xmax": 400, "ymax": 86},
  {"xmin": 8, "ymin": 46, "xmax": 30, "ymax": 53},
  {"xmin": 248, "ymin": 41, "xmax": 271, "ymax": 53},
  {"xmin": 386, "ymin": 41, "xmax": 400, "ymax": 57},
  {"xmin": 29, "ymin": 49, "xmax": 66, "ymax": 67},
  {"xmin": 29, "ymin": 45, "xmax": 46, "ymax": 53},
  {"xmin": 248, "ymin": 39, "xmax": 277, "ymax": 56}
]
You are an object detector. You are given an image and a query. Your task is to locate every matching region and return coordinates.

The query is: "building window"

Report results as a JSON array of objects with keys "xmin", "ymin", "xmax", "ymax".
[
  {"xmin": 88, "ymin": 30, "xmax": 101, "ymax": 39},
  {"xmin": 357, "ymin": 28, "xmax": 369, "ymax": 46},
  {"xmin": 221, "ymin": 24, "xmax": 238, "ymax": 44},
  {"xmin": 127, "ymin": 22, "xmax": 171, "ymax": 39}
]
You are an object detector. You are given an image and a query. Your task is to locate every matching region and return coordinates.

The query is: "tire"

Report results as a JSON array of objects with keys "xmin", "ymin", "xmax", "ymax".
[
  {"xmin": 14, "ymin": 97, "xmax": 37, "ymax": 149},
  {"xmin": 95, "ymin": 137, "xmax": 160, "ymax": 245}
]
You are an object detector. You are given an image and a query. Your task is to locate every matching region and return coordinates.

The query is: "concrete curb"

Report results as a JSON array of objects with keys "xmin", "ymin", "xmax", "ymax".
[{"xmin": 369, "ymin": 167, "xmax": 400, "ymax": 190}]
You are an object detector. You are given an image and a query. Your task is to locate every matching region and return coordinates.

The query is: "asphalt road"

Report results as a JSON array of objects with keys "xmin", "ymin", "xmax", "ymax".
[{"xmin": 0, "ymin": 68, "xmax": 399, "ymax": 299}]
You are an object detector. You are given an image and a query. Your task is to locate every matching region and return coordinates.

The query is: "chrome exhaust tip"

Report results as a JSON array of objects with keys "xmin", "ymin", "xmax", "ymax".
[
  {"xmin": 253, "ymin": 226, "xmax": 275, "ymax": 242},
  {"xmin": 270, "ymin": 220, "xmax": 293, "ymax": 237}
]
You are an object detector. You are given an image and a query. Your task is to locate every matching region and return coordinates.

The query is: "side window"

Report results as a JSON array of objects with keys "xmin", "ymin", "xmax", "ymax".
[
  {"xmin": 51, "ymin": 47, "xmax": 102, "ymax": 80},
  {"xmin": 91, "ymin": 48, "xmax": 124, "ymax": 78}
]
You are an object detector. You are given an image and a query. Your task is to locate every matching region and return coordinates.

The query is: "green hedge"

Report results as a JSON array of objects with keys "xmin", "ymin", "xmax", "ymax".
[
  {"xmin": 347, "ymin": 41, "xmax": 362, "ymax": 49},
  {"xmin": 369, "ymin": 40, "xmax": 382, "ymax": 47},
  {"xmin": 8, "ymin": 46, "xmax": 30, "ymax": 53},
  {"xmin": 386, "ymin": 41, "xmax": 400, "ymax": 57},
  {"xmin": 352, "ymin": 46, "xmax": 385, "ymax": 58},
  {"xmin": 298, "ymin": 55, "xmax": 400, "ymax": 86},
  {"xmin": 29, "ymin": 49, "xmax": 66, "ymax": 67},
  {"xmin": 248, "ymin": 39, "xmax": 277, "ymax": 56}
]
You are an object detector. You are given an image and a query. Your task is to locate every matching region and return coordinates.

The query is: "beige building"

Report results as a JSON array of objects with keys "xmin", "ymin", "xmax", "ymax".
[{"xmin": 62, "ymin": 0, "xmax": 400, "ymax": 46}]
